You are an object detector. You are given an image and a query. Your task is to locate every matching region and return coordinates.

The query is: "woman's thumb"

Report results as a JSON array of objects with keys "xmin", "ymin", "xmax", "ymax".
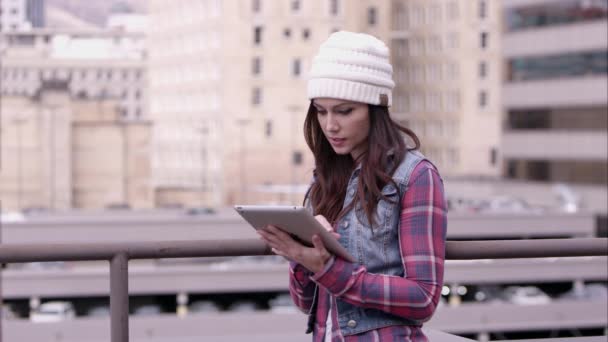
[{"xmin": 311, "ymin": 234, "xmax": 326, "ymax": 252}]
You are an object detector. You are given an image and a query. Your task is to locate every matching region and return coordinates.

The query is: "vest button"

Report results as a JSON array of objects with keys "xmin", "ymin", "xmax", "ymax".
[
  {"xmin": 343, "ymin": 221, "xmax": 349, "ymax": 228},
  {"xmin": 347, "ymin": 319, "xmax": 357, "ymax": 328}
]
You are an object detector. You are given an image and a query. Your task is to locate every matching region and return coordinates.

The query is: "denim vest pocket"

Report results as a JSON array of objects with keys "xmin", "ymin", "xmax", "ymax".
[{"xmin": 367, "ymin": 184, "xmax": 399, "ymax": 265}]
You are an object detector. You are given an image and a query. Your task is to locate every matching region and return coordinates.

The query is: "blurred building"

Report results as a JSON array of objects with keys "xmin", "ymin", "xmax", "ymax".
[
  {"xmin": 1, "ymin": 29, "xmax": 147, "ymax": 120},
  {"xmin": 0, "ymin": 28, "xmax": 153, "ymax": 211},
  {"xmin": 0, "ymin": 86, "xmax": 153, "ymax": 211},
  {"xmin": 0, "ymin": 0, "xmax": 45, "ymax": 32},
  {"xmin": 390, "ymin": 0, "xmax": 503, "ymax": 177},
  {"xmin": 501, "ymin": 1, "xmax": 607, "ymax": 187},
  {"xmin": 147, "ymin": 0, "xmax": 383, "ymax": 207}
]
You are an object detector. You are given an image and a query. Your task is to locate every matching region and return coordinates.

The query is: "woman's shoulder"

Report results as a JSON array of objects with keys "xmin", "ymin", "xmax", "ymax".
[
  {"xmin": 409, "ymin": 159, "xmax": 442, "ymax": 186},
  {"xmin": 392, "ymin": 150, "xmax": 439, "ymax": 180}
]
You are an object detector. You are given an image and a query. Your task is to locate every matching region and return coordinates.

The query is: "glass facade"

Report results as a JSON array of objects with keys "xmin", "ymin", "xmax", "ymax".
[
  {"xmin": 506, "ymin": 0, "xmax": 607, "ymax": 32},
  {"xmin": 508, "ymin": 50, "xmax": 607, "ymax": 81}
]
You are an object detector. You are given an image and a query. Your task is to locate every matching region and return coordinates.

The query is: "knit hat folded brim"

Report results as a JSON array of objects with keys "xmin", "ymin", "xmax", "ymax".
[{"xmin": 307, "ymin": 78, "xmax": 393, "ymax": 106}]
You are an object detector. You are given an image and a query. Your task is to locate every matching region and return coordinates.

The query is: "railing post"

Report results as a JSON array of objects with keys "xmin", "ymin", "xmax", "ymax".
[{"xmin": 110, "ymin": 253, "xmax": 129, "ymax": 342}]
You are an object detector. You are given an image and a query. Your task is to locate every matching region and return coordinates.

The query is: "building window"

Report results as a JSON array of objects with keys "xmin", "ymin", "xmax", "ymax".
[
  {"xmin": 254, "ymin": 26, "xmax": 263, "ymax": 45},
  {"xmin": 302, "ymin": 28, "xmax": 310, "ymax": 40},
  {"xmin": 508, "ymin": 50, "xmax": 608, "ymax": 82},
  {"xmin": 252, "ymin": 87, "xmax": 262, "ymax": 105},
  {"xmin": 292, "ymin": 58, "xmax": 301, "ymax": 77},
  {"xmin": 446, "ymin": 32, "xmax": 459, "ymax": 49},
  {"xmin": 291, "ymin": 0, "xmax": 300, "ymax": 12},
  {"xmin": 506, "ymin": 160, "xmax": 517, "ymax": 178},
  {"xmin": 252, "ymin": 0, "xmax": 261, "ymax": 13},
  {"xmin": 480, "ymin": 32, "xmax": 488, "ymax": 49},
  {"xmin": 265, "ymin": 120, "xmax": 272, "ymax": 137},
  {"xmin": 479, "ymin": 61, "xmax": 487, "ymax": 78},
  {"xmin": 447, "ymin": 1, "xmax": 459, "ymax": 20},
  {"xmin": 252, "ymin": 57, "xmax": 262, "ymax": 75},
  {"xmin": 479, "ymin": 90, "xmax": 487, "ymax": 107},
  {"xmin": 490, "ymin": 147, "xmax": 497, "ymax": 166},
  {"xmin": 284, "ymin": 28, "xmax": 291, "ymax": 38},
  {"xmin": 293, "ymin": 151, "xmax": 303, "ymax": 165},
  {"xmin": 505, "ymin": 1, "xmax": 608, "ymax": 32},
  {"xmin": 368, "ymin": 7, "xmax": 377, "ymax": 26},
  {"xmin": 479, "ymin": 0, "xmax": 487, "ymax": 19},
  {"xmin": 330, "ymin": 0, "xmax": 339, "ymax": 16}
]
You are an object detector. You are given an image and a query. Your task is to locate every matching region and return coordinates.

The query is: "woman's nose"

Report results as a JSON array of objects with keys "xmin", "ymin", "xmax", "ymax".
[{"xmin": 325, "ymin": 115, "xmax": 339, "ymax": 131}]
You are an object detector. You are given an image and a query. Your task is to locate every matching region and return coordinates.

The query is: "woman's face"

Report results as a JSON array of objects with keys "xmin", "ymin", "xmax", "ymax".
[{"xmin": 313, "ymin": 98, "xmax": 370, "ymax": 160}]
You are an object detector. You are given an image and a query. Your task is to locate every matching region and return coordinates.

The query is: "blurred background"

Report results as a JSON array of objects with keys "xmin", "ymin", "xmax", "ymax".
[{"xmin": 0, "ymin": 0, "xmax": 606, "ymax": 341}]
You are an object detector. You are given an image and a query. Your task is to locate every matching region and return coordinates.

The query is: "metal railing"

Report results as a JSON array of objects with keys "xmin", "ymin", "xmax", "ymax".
[{"xmin": 0, "ymin": 238, "xmax": 606, "ymax": 342}]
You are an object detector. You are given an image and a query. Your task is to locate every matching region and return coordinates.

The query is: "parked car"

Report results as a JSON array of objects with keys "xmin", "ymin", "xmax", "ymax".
[
  {"xmin": 86, "ymin": 305, "xmax": 110, "ymax": 317},
  {"xmin": 188, "ymin": 300, "xmax": 222, "ymax": 314},
  {"xmin": 30, "ymin": 301, "xmax": 76, "ymax": 323},
  {"xmin": 0, "ymin": 211, "xmax": 25, "ymax": 223},
  {"xmin": 268, "ymin": 293, "xmax": 297, "ymax": 314},
  {"xmin": 559, "ymin": 283, "xmax": 608, "ymax": 301},
  {"xmin": 502, "ymin": 286, "xmax": 552, "ymax": 305},
  {"xmin": 553, "ymin": 183, "xmax": 581, "ymax": 213},
  {"xmin": 479, "ymin": 196, "xmax": 544, "ymax": 214},
  {"xmin": 227, "ymin": 300, "xmax": 260, "ymax": 312},
  {"xmin": 473, "ymin": 285, "xmax": 504, "ymax": 304},
  {"xmin": 185, "ymin": 207, "xmax": 216, "ymax": 215},
  {"xmin": 132, "ymin": 304, "xmax": 162, "ymax": 316},
  {"xmin": 2, "ymin": 304, "xmax": 19, "ymax": 320}
]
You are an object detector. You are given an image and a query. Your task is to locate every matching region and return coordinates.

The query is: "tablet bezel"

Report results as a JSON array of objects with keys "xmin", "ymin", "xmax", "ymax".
[{"xmin": 234, "ymin": 205, "xmax": 355, "ymax": 263}]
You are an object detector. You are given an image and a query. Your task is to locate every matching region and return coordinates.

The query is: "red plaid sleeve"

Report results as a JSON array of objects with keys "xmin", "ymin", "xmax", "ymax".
[
  {"xmin": 288, "ymin": 261, "xmax": 316, "ymax": 313},
  {"xmin": 311, "ymin": 161, "xmax": 447, "ymax": 322}
]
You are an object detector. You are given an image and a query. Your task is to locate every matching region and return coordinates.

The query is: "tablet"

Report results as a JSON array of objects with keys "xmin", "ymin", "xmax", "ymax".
[{"xmin": 234, "ymin": 205, "xmax": 355, "ymax": 263}]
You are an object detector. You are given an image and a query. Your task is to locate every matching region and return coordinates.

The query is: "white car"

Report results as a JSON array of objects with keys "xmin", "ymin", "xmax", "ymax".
[
  {"xmin": 502, "ymin": 286, "xmax": 552, "ymax": 305},
  {"xmin": 30, "ymin": 301, "xmax": 76, "ymax": 323},
  {"xmin": 268, "ymin": 293, "xmax": 297, "ymax": 314},
  {"xmin": 0, "ymin": 212, "xmax": 25, "ymax": 223},
  {"xmin": 2, "ymin": 304, "xmax": 19, "ymax": 320},
  {"xmin": 188, "ymin": 300, "xmax": 222, "ymax": 314}
]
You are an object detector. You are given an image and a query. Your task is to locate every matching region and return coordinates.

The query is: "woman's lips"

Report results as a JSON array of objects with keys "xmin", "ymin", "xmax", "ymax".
[{"xmin": 328, "ymin": 137, "xmax": 346, "ymax": 147}]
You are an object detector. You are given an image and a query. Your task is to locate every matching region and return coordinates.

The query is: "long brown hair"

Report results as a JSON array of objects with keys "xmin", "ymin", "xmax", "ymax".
[{"xmin": 303, "ymin": 101, "xmax": 420, "ymax": 226}]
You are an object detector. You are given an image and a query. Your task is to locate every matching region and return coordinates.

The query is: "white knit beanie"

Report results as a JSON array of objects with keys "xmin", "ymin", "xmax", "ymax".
[{"xmin": 307, "ymin": 31, "xmax": 395, "ymax": 107}]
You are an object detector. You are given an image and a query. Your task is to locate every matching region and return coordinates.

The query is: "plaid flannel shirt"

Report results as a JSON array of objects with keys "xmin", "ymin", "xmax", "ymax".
[{"xmin": 289, "ymin": 161, "xmax": 447, "ymax": 341}]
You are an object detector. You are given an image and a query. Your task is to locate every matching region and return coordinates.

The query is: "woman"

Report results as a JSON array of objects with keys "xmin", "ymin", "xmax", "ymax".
[{"xmin": 257, "ymin": 31, "xmax": 447, "ymax": 341}]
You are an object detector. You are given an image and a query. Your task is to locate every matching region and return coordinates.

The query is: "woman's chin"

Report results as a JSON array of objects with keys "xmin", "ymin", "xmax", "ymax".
[{"xmin": 331, "ymin": 147, "xmax": 351, "ymax": 155}]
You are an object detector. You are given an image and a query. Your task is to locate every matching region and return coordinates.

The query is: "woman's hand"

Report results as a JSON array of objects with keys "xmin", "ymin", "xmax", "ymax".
[{"xmin": 257, "ymin": 215, "xmax": 338, "ymax": 273}]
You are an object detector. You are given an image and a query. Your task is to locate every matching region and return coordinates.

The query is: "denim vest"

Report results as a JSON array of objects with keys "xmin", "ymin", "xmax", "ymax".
[{"xmin": 307, "ymin": 150, "xmax": 428, "ymax": 336}]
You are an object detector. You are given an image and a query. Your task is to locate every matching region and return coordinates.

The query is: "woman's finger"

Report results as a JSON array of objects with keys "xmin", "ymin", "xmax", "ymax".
[
  {"xmin": 311, "ymin": 234, "xmax": 327, "ymax": 254},
  {"xmin": 264, "ymin": 225, "xmax": 294, "ymax": 240}
]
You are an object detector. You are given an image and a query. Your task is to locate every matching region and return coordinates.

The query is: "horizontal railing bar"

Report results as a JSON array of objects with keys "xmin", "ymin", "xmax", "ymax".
[
  {"xmin": 0, "ymin": 238, "xmax": 605, "ymax": 263},
  {"xmin": 446, "ymin": 238, "xmax": 608, "ymax": 260},
  {"xmin": 0, "ymin": 239, "xmax": 271, "ymax": 263}
]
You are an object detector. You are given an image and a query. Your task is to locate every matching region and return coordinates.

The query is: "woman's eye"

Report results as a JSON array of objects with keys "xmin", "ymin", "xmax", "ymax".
[
  {"xmin": 317, "ymin": 110, "xmax": 327, "ymax": 115},
  {"xmin": 338, "ymin": 108, "xmax": 353, "ymax": 115}
]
